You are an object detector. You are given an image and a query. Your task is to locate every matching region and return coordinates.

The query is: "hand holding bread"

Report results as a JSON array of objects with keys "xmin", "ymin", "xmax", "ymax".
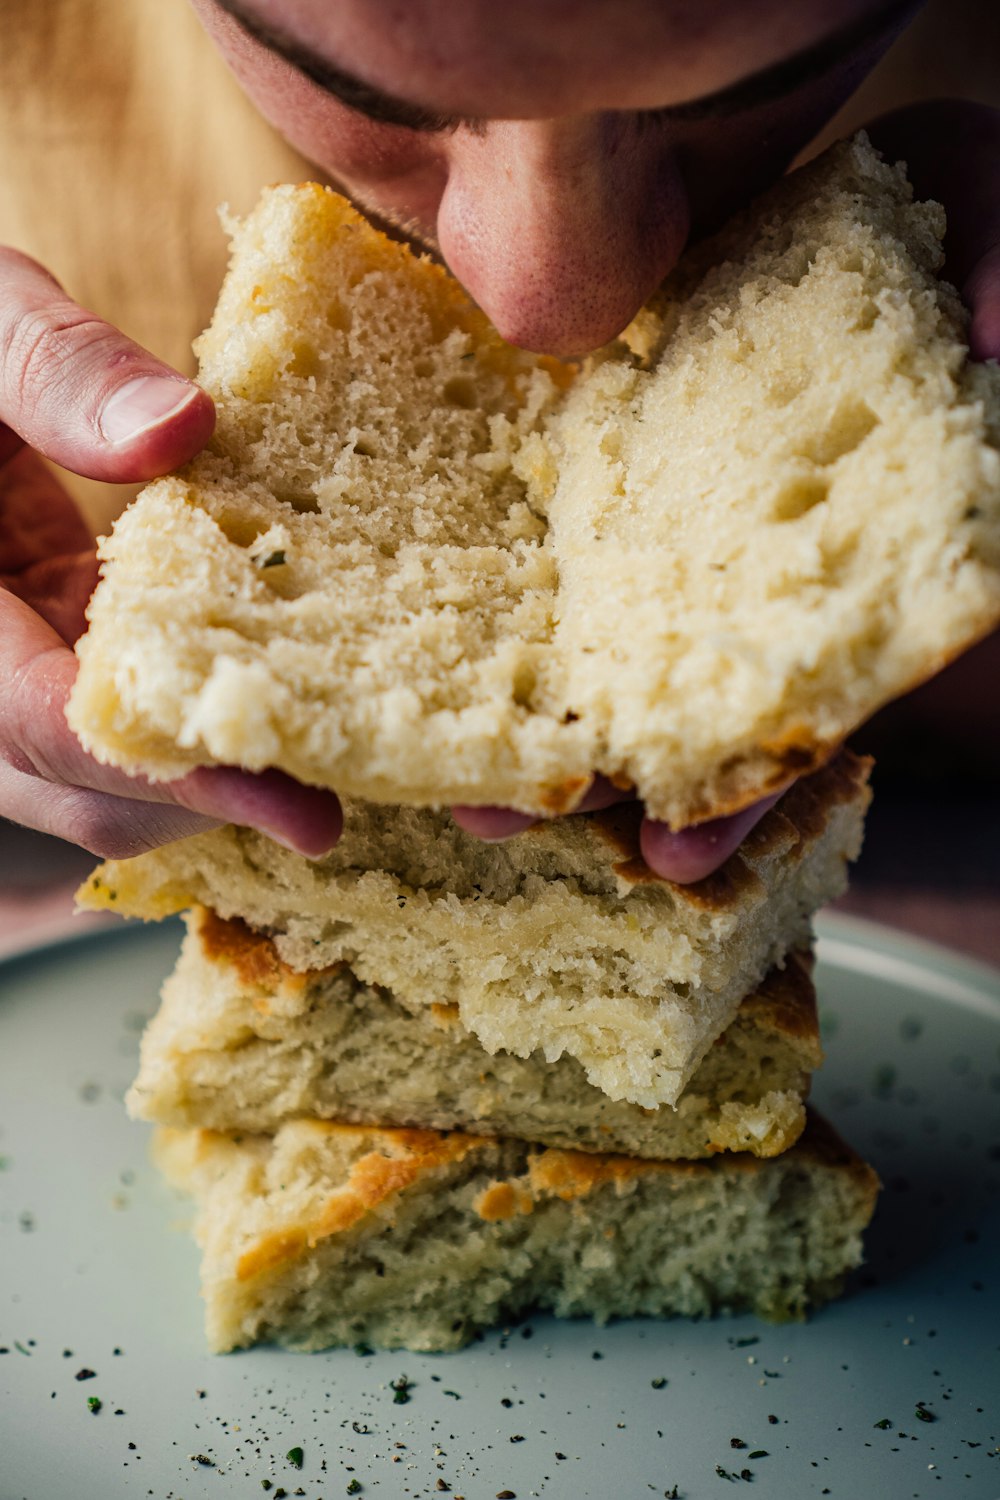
[{"xmin": 0, "ymin": 247, "xmax": 342, "ymax": 858}]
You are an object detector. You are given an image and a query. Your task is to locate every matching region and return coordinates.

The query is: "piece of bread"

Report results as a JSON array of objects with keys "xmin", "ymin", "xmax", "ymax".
[
  {"xmin": 153, "ymin": 1110, "xmax": 879, "ymax": 1354},
  {"xmin": 128, "ymin": 907, "xmax": 821, "ymax": 1159},
  {"xmin": 67, "ymin": 133, "xmax": 1000, "ymax": 827},
  {"xmin": 82, "ymin": 753, "xmax": 868, "ymax": 1107}
]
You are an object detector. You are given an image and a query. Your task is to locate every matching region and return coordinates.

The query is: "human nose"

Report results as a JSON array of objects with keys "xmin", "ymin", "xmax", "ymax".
[{"xmin": 435, "ymin": 117, "xmax": 690, "ymax": 357}]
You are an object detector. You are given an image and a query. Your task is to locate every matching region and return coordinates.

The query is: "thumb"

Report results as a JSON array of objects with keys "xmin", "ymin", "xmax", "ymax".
[{"xmin": 0, "ymin": 247, "xmax": 215, "ymax": 483}]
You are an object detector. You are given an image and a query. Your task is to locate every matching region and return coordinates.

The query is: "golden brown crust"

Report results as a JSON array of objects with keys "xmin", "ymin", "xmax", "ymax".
[
  {"xmin": 777, "ymin": 749, "xmax": 873, "ymax": 843},
  {"xmin": 194, "ymin": 907, "xmax": 344, "ymax": 992},
  {"xmin": 734, "ymin": 952, "xmax": 821, "ymax": 1054},
  {"xmin": 191, "ymin": 1112, "xmax": 877, "ymax": 1286},
  {"xmin": 237, "ymin": 1124, "xmax": 487, "ymax": 1281},
  {"xmin": 474, "ymin": 1181, "xmax": 535, "ymax": 1221},
  {"xmin": 595, "ymin": 749, "xmax": 871, "ymax": 900},
  {"xmin": 527, "ymin": 1147, "xmax": 675, "ymax": 1199},
  {"xmin": 196, "ymin": 907, "xmax": 286, "ymax": 988},
  {"xmin": 474, "ymin": 1181, "xmax": 518, "ymax": 1221},
  {"xmin": 537, "ymin": 774, "xmax": 594, "ymax": 815},
  {"xmin": 663, "ymin": 735, "xmax": 862, "ymax": 830},
  {"xmin": 757, "ymin": 725, "xmax": 833, "ymax": 774},
  {"xmin": 522, "ymin": 1109, "xmax": 877, "ymax": 1201}
]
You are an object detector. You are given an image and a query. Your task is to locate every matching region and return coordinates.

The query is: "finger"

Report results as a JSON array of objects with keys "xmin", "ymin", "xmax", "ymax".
[
  {"xmin": 1, "ymin": 449, "xmax": 103, "ymax": 642},
  {"xmin": 1, "ymin": 446, "xmax": 94, "ymax": 570},
  {"xmin": 966, "ymin": 240, "xmax": 1000, "ymax": 362},
  {"xmin": 170, "ymin": 766, "xmax": 344, "ymax": 858},
  {"xmin": 639, "ymin": 791, "xmax": 784, "ymax": 883},
  {"xmin": 0, "ymin": 247, "xmax": 215, "ymax": 482},
  {"xmin": 450, "ymin": 804, "xmax": 537, "ymax": 839},
  {"xmin": 2, "ymin": 549, "xmax": 98, "ymax": 644},
  {"xmin": 2, "ymin": 588, "xmax": 342, "ymax": 858},
  {"xmin": 451, "ymin": 774, "xmax": 634, "ymax": 840},
  {"xmin": 574, "ymin": 774, "xmax": 634, "ymax": 814},
  {"xmin": 0, "ymin": 758, "xmax": 219, "ymax": 860},
  {"xmin": 3, "ymin": 740, "xmax": 343, "ymax": 861}
]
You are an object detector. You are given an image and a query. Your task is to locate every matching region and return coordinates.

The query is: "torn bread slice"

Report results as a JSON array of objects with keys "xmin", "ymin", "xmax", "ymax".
[
  {"xmin": 83, "ymin": 753, "xmax": 869, "ymax": 1108},
  {"xmin": 153, "ymin": 1111, "xmax": 880, "ymax": 1354},
  {"xmin": 67, "ymin": 134, "xmax": 1000, "ymax": 827},
  {"xmin": 128, "ymin": 906, "xmax": 821, "ymax": 1159}
]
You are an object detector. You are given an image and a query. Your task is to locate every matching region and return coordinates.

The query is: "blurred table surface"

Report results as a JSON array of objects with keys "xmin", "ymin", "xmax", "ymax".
[{"xmin": 1, "ymin": 774, "xmax": 998, "ymax": 969}]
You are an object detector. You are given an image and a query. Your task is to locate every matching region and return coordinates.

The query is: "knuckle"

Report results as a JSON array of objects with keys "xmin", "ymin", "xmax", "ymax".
[
  {"xmin": 0, "ymin": 730, "xmax": 36, "ymax": 780},
  {"xmin": 65, "ymin": 800, "xmax": 152, "ymax": 860},
  {"xmin": 4, "ymin": 650, "xmax": 71, "ymax": 784},
  {"xmin": 2, "ymin": 303, "xmax": 116, "ymax": 420}
]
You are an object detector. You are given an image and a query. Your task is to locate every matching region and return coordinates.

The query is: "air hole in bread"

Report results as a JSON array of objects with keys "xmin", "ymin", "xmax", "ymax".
[
  {"xmin": 274, "ymin": 488, "xmax": 320, "ymax": 513},
  {"xmin": 806, "ymin": 400, "xmax": 877, "ymax": 466},
  {"xmin": 767, "ymin": 372, "xmax": 808, "ymax": 408},
  {"xmin": 772, "ymin": 475, "xmax": 830, "ymax": 522},
  {"xmin": 851, "ymin": 300, "xmax": 879, "ymax": 333},
  {"xmin": 511, "ymin": 660, "xmax": 537, "ymax": 709},
  {"xmin": 289, "ymin": 342, "xmax": 320, "ymax": 378},
  {"xmin": 442, "ymin": 376, "xmax": 477, "ymax": 410},
  {"xmin": 215, "ymin": 512, "xmax": 266, "ymax": 548},
  {"xmin": 322, "ymin": 920, "xmax": 355, "ymax": 940},
  {"xmin": 325, "ymin": 301, "xmax": 350, "ymax": 332}
]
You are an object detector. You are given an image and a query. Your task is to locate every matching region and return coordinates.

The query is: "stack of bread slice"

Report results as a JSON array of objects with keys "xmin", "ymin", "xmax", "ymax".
[
  {"xmin": 85, "ymin": 761, "xmax": 875, "ymax": 1352},
  {"xmin": 73, "ymin": 134, "xmax": 1000, "ymax": 1353}
]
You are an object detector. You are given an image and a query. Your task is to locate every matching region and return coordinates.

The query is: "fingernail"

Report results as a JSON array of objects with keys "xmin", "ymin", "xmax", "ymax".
[{"xmin": 99, "ymin": 376, "xmax": 199, "ymax": 445}]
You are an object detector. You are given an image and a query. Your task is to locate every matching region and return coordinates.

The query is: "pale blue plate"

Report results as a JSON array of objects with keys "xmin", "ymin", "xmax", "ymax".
[{"xmin": 1, "ymin": 912, "xmax": 998, "ymax": 1500}]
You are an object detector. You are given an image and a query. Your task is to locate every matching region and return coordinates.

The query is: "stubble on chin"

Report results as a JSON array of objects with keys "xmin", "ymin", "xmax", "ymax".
[{"xmin": 318, "ymin": 171, "xmax": 444, "ymax": 261}]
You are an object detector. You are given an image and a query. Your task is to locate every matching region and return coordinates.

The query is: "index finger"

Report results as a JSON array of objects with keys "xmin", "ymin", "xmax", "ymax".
[{"xmin": 1, "ymin": 586, "xmax": 343, "ymax": 859}]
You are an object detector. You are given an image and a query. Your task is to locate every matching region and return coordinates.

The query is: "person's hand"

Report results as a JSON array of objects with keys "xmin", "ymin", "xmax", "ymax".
[{"xmin": 0, "ymin": 249, "xmax": 343, "ymax": 859}]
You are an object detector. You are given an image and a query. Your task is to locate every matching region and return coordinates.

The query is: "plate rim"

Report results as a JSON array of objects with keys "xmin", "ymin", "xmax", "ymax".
[{"xmin": 815, "ymin": 908, "xmax": 1000, "ymax": 1016}]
